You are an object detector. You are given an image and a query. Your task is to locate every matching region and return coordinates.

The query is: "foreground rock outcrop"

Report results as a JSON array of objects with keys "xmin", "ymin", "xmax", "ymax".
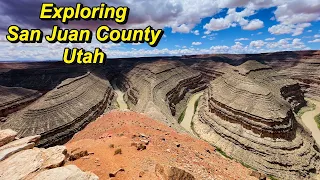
[
  {"xmin": 0, "ymin": 129, "xmax": 98, "ymax": 180},
  {"xmin": 118, "ymin": 60, "xmax": 206, "ymax": 131},
  {"xmin": 66, "ymin": 110, "xmax": 257, "ymax": 180},
  {"xmin": 1, "ymin": 73, "xmax": 115, "ymax": 147},
  {"xmin": 193, "ymin": 61, "xmax": 320, "ymax": 179}
]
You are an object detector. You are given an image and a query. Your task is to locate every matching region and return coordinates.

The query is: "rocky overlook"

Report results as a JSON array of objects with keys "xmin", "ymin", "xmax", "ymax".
[
  {"xmin": 65, "ymin": 110, "xmax": 259, "ymax": 180},
  {"xmin": 192, "ymin": 61, "xmax": 320, "ymax": 179}
]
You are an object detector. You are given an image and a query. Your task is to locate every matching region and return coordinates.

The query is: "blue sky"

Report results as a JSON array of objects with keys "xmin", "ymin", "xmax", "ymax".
[{"xmin": 0, "ymin": 0, "xmax": 319, "ymax": 61}]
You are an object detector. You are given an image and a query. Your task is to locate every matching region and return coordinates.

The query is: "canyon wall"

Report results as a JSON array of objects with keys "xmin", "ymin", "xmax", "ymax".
[
  {"xmin": 119, "ymin": 60, "xmax": 207, "ymax": 131},
  {"xmin": 1, "ymin": 72, "xmax": 115, "ymax": 147},
  {"xmin": 192, "ymin": 61, "xmax": 320, "ymax": 179},
  {"xmin": 0, "ymin": 86, "xmax": 42, "ymax": 122}
]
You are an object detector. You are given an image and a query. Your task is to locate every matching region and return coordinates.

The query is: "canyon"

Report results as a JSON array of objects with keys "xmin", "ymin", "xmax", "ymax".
[{"xmin": 0, "ymin": 50, "xmax": 319, "ymax": 179}]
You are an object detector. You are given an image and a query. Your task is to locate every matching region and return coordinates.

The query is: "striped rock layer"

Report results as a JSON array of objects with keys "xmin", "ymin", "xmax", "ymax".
[
  {"xmin": 193, "ymin": 61, "xmax": 320, "ymax": 179},
  {"xmin": 1, "ymin": 73, "xmax": 115, "ymax": 147}
]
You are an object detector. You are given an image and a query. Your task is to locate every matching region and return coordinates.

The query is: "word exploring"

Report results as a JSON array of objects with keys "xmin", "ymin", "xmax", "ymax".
[
  {"xmin": 5, "ymin": 3, "xmax": 165, "ymax": 64},
  {"xmin": 40, "ymin": 3, "xmax": 129, "ymax": 24}
]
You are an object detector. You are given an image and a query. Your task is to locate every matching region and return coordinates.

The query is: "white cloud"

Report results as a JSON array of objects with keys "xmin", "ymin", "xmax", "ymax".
[
  {"xmin": 172, "ymin": 24, "xmax": 192, "ymax": 33},
  {"xmin": 201, "ymin": 36, "xmax": 207, "ymax": 38},
  {"xmin": 192, "ymin": 42, "xmax": 202, "ymax": 46},
  {"xmin": 266, "ymin": 38, "xmax": 307, "ymax": 49},
  {"xmin": 250, "ymin": 40, "xmax": 265, "ymax": 48},
  {"xmin": 132, "ymin": 43, "xmax": 142, "ymax": 46},
  {"xmin": 314, "ymin": 34, "xmax": 320, "ymax": 38},
  {"xmin": 265, "ymin": 37, "xmax": 275, "ymax": 41},
  {"xmin": 242, "ymin": 19, "xmax": 264, "ymax": 30},
  {"xmin": 210, "ymin": 45, "xmax": 229, "ymax": 53},
  {"xmin": 204, "ymin": 8, "xmax": 263, "ymax": 31},
  {"xmin": 307, "ymin": 30, "xmax": 312, "ymax": 32},
  {"xmin": 235, "ymin": 38, "xmax": 249, "ymax": 41},
  {"xmin": 308, "ymin": 39, "xmax": 320, "ymax": 43},
  {"xmin": 193, "ymin": 30, "xmax": 200, "ymax": 35},
  {"xmin": 268, "ymin": 23, "xmax": 311, "ymax": 36},
  {"xmin": 274, "ymin": 0, "xmax": 320, "ymax": 25},
  {"xmin": 204, "ymin": 30, "xmax": 211, "ymax": 35}
]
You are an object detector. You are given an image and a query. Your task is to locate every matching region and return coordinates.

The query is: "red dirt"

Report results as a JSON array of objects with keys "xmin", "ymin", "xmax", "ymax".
[{"xmin": 66, "ymin": 110, "xmax": 257, "ymax": 180}]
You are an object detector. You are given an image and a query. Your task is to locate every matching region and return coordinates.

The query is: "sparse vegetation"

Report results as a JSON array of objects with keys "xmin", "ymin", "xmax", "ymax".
[
  {"xmin": 240, "ymin": 161, "xmax": 257, "ymax": 171},
  {"xmin": 114, "ymin": 148, "xmax": 122, "ymax": 155},
  {"xmin": 178, "ymin": 108, "xmax": 187, "ymax": 124},
  {"xmin": 109, "ymin": 144, "xmax": 115, "ymax": 148},
  {"xmin": 296, "ymin": 101, "xmax": 316, "ymax": 118},
  {"xmin": 194, "ymin": 97, "xmax": 200, "ymax": 114},
  {"xmin": 269, "ymin": 175, "xmax": 278, "ymax": 180},
  {"xmin": 116, "ymin": 101, "xmax": 120, "ymax": 108},
  {"xmin": 315, "ymin": 113, "xmax": 320, "ymax": 129},
  {"xmin": 215, "ymin": 146, "xmax": 233, "ymax": 160}
]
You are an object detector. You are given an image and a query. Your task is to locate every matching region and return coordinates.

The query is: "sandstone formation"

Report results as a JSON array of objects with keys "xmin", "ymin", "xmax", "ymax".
[
  {"xmin": 118, "ymin": 60, "xmax": 206, "ymax": 131},
  {"xmin": 1, "ymin": 73, "xmax": 115, "ymax": 147},
  {"xmin": 0, "ymin": 129, "xmax": 98, "ymax": 180},
  {"xmin": 66, "ymin": 110, "xmax": 257, "ymax": 180},
  {"xmin": 193, "ymin": 61, "xmax": 320, "ymax": 179},
  {"xmin": 278, "ymin": 56, "xmax": 320, "ymax": 101},
  {"xmin": 0, "ymin": 86, "xmax": 41, "ymax": 122}
]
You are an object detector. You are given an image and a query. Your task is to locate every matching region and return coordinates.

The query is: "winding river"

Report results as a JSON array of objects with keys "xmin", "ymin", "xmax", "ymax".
[
  {"xmin": 111, "ymin": 80, "xmax": 128, "ymax": 110},
  {"xmin": 301, "ymin": 99, "xmax": 320, "ymax": 145},
  {"xmin": 180, "ymin": 92, "xmax": 203, "ymax": 133}
]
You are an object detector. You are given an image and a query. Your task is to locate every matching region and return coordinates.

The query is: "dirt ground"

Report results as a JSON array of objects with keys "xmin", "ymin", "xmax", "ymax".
[{"xmin": 66, "ymin": 110, "xmax": 257, "ymax": 180}]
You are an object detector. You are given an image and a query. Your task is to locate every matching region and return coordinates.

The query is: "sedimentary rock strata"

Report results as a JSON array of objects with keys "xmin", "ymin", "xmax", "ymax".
[
  {"xmin": 0, "ymin": 86, "xmax": 41, "ymax": 121},
  {"xmin": 1, "ymin": 73, "xmax": 115, "ymax": 147},
  {"xmin": 119, "ymin": 60, "xmax": 206, "ymax": 131},
  {"xmin": 193, "ymin": 61, "xmax": 320, "ymax": 179},
  {"xmin": 0, "ymin": 66, "xmax": 87, "ymax": 91},
  {"xmin": 278, "ymin": 57, "xmax": 320, "ymax": 101},
  {"xmin": 191, "ymin": 61, "xmax": 233, "ymax": 82}
]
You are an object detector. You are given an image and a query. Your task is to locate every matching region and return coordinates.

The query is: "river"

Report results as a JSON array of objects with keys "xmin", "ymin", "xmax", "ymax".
[
  {"xmin": 180, "ymin": 92, "xmax": 203, "ymax": 133},
  {"xmin": 111, "ymin": 80, "xmax": 128, "ymax": 110},
  {"xmin": 301, "ymin": 99, "xmax": 320, "ymax": 145}
]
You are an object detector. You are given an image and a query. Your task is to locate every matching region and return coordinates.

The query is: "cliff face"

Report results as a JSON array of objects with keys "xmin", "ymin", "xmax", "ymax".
[
  {"xmin": 0, "ymin": 86, "xmax": 42, "ymax": 121},
  {"xmin": 192, "ymin": 61, "xmax": 320, "ymax": 180},
  {"xmin": 278, "ymin": 57, "xmax": 320, "ymax": 101},
  {"xmin": 118, "ymin": 60, "xmax": 207, "ymax": 131},
  {"xmin": 0, "ymin": 66, "xmax": 88, "ymax": 91},
  {"xmin": 1, "ymin": 73, "xmax": 115, "ymax": 147}
]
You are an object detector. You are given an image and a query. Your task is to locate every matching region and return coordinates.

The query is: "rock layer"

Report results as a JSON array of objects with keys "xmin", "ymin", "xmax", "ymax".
[
  {"xmin": 0, "ymin": 86, "xmax": 41, "ymax": 121},
  {"xmin": 119, "ymin": 60, "xmax": 206, "ymax": 131},
  {"xmin": 278, "ymin": 57, "xmax": 320, "ymax": 101},
  {"xmin": 1, "ymin": 73, "xmax": 115, "ymax": 147},
  {"xmin": 193, "ymin": 61, "xmax": 320, "ymax": 179}
]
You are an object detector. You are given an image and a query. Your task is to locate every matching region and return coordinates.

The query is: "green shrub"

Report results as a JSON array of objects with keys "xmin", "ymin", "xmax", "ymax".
[
  {"xmin": 315, "ymin": 113, "xmax": 320, "ymax": 129},
  {"xmin": 178, "ymin": 108, "xmax": 187, "ymax": 124}
]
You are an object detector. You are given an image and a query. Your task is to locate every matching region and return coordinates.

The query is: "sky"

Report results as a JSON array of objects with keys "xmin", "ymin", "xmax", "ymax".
[{"xmin": 0, "ymin": 0, "xmax": 319, "ymax": 61}]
